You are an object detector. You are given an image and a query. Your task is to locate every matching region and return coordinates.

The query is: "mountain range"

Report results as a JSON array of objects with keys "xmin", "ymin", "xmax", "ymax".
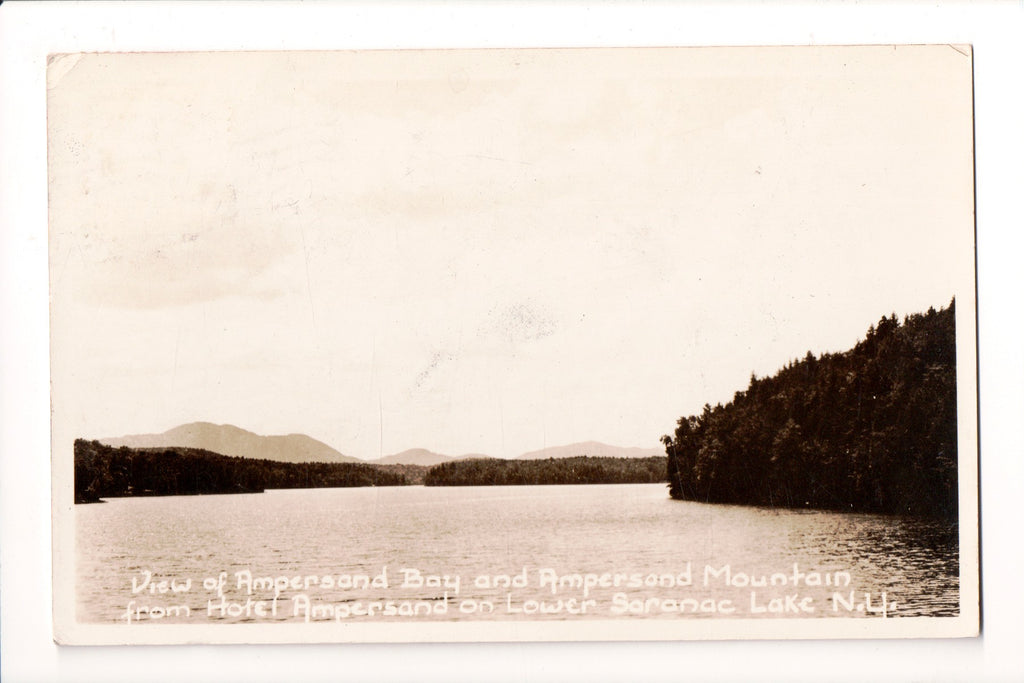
[
  {"xmin": 99, "ymin": 423, "xmax": 662, "ymax": 466},
  {"xmin": 517, "ymin": 441, "xmax": 662, "ymax": 460},
  {"xmin": 101, "ymin": 422, "xmax": 360, "ymax": 464}
]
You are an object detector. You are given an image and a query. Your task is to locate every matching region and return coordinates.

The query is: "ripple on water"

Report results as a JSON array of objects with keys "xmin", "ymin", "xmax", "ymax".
[{"xmin": 76, "ymin": 484, "xmax": 960, "ymax": 624}]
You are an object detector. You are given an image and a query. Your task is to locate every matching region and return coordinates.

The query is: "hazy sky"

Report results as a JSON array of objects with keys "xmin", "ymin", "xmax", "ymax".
[{"xmin": 48, "ymin": 47, "xmax": 975, "ymax": 459}]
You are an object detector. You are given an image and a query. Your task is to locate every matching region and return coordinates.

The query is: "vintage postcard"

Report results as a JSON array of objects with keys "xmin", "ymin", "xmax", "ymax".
[{"xmin": 49, "ymin": 46, "xmax": 978, "ymax": 645}]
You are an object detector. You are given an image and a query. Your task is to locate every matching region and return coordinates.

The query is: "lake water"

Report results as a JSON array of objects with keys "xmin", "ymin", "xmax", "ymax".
[{"xmin": 76, "ymin": 483, "xmax": 959, "ymax": 624}]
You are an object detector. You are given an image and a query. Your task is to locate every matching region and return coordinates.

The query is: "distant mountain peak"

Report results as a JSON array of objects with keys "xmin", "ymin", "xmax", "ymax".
[
  {"xmin": 100, "ymin": 423, "xmax": 358, "ymax": 464},
  {"xmin": 517, "ymin": 441, "xmax": 662, "ymax": 460},
  {"xmin": 369, "ymin": 448, "xmax": 487, "ymax": 467}
]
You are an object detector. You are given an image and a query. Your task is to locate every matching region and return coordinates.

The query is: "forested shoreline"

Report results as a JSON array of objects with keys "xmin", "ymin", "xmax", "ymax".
[
  {"xmin": 74, "ymin": 443, "xmax": 664, "ymax": 501},
  {"xmin": 662, "ymin": 301, "xmax": 958, "ymax": 517},
  {"xmin": 74, "ymin": 440, "xmax": 408, "ymax": 503},
  {"xmin": 424, "ymin": 456, "xmax": 667, "ymax": 486},
  {"xmin": 76, "ymin": 302, "xmax": 958, "ymax": 511}
]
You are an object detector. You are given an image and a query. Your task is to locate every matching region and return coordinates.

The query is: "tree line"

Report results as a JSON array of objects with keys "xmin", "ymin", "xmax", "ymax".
[
  {"xmin": 662, "ymin": 300, "xmax": 958, "ymax": 517},
  {"xmin": 74, "ymin": 439, "xmax": 407, "ymax": 503},
  {"xmin": 424, "ymin": 456, "xmax": 667, "ymax": 487}
]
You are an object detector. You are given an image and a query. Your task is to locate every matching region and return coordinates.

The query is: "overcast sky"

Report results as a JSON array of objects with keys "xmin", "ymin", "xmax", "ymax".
[{"xmin": 48, "ymin": 47, "xmax": 975, "ymax": 459}]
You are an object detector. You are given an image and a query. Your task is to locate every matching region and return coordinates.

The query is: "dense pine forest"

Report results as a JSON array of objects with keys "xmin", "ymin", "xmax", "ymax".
[
  {"xmin": 424, "ymin": 456, "xmax": 667, "ymax": 487},
  {"xmin": 372, "ymin": 463, "xmax": 431, "ymax": 485},
  {"xmin": 662, "ymin": 301, "xmax": 958, "ymax": 517},
  {"xmin": 74, "ymin": 440, "xmax": 407, "ymax": 503}
]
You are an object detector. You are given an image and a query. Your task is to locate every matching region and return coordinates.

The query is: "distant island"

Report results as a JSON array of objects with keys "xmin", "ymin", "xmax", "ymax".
[
  {"xmin": 662, "ymin": 301, "xmax": 958, "ymax": 517},
  {"xmin": 424, "ymin": 456, "xmax": 666, "ymax": 487}
]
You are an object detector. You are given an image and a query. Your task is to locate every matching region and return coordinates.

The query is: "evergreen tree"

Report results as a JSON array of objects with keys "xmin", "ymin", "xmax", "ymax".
[{"xmin": 662, "ymin": 301, "xmax": 958, "ymax": 517}]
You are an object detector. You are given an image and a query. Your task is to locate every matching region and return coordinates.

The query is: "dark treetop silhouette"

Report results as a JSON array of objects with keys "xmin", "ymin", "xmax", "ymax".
[
  {"xmin": 424, "ymin": 455, "xmax": 666, "ymax": 487},
  {"xmin": 662, "ymin": 301, "xmax": 957, "ymax": 517},
  {"xmin": 73, "ymin": 440, "xmax": 407, "ymax": 503}
]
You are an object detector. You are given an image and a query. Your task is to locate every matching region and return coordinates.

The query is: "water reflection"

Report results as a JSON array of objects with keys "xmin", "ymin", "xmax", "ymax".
[{"xmin": 77, "ymin": 484, "xmax": 960, "ymax": 623}]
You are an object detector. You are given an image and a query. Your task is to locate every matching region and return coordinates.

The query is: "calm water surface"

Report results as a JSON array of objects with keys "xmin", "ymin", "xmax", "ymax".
[{"xmin": 76, "ymin": 484, "xmax": 958, "ymax": 624}]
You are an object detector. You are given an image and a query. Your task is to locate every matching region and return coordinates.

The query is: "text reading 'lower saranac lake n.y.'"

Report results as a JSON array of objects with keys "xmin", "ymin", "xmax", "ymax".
[{"xmin": 119, "ymin": 564, "xmax": 904, "ymax": 624}]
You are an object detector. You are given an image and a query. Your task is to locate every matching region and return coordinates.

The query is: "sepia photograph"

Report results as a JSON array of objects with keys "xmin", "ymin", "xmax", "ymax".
[{"xmin": 47, "ymin": 45, "xmax": 978, "ymax": 645}]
